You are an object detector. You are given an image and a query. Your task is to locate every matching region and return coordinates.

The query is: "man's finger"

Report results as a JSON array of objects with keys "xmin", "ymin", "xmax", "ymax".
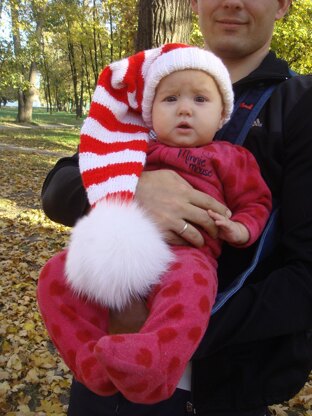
[{"xmin": 188, "ymin": 189, "xmax": 231, "ymax": 218}]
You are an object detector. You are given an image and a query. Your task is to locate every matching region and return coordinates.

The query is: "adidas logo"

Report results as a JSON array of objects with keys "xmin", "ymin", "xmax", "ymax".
[{"xmin": 252, "ymin": 118, "xmax": 263, "ymax": 128}]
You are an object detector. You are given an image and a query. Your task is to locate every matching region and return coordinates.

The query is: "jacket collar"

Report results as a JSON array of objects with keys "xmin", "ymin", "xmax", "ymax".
[{"xmin": 234, "ymin": 51, "xmax": 290, "ymax": 89}]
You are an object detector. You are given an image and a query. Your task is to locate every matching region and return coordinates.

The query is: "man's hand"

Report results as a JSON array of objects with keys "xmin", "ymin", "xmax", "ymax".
[
  {"xmin": 108, "ymin": 298, "xmax": 149, "ymax": 334},
  {"xmin": 136, "ymin": 170, "xmax": 231, "ymax": 247}
]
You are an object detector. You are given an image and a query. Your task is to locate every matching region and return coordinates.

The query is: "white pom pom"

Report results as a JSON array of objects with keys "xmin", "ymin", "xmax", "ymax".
[{"xmin": 65, "ymin": 200, "xmax": 174, "ymax": 310}]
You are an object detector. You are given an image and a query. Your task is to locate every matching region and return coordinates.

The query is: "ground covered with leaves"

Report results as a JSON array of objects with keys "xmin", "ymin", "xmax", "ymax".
[
  {"xmin": 0, "ymin": 120, "xmax": 77, "ymax": 415},
  {"xmin": 0, "ymin": 117, "xmax": 311, "ymax": 415}
]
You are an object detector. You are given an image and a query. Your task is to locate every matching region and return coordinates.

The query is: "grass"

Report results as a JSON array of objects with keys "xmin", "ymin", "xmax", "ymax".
[
  {"xmin": 0, "ymin": 107, "xmax": 81, "ymax": 154},
  {"xmin": 0, "ymin": 128, "xmax": 80, "ymax": 153},
  {"xmin": 0, "ymin": 106, "xmax": 85, "ymax": 127}
]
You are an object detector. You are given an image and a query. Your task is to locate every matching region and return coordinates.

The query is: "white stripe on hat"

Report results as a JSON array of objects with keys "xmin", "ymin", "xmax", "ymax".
[
  {"xmin": 80, "ymin": 150, "xmax": 147, "ymax": 173},
  {"xmin": 87, "ymin": 175, "xmax": 139, "ymax": 205},
  {"xmin": 92, "ymin": 86, "xmax": 146, "ymax": 127},
  {"xmin": 141, "ymin": 47, "xmax": 163, "ymax": 79},
  {"xmin": 110, "ymin": 56, "xmax": 129, "ymax": 89},
  {"xmin": 81, "ymin": 117, "xmax": 149, "ymax": 144}
]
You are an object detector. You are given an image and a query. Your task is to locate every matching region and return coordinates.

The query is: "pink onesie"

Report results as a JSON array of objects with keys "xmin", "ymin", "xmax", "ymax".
[{"xmin": 37, "ymin": 140, "xmax": 271, "ymax": 404}]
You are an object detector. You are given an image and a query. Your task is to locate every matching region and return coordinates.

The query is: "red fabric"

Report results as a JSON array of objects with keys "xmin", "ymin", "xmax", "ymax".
[
  {"xmin": 147, "ymin": 140, "xmax": 272, "ymax": 246},
  {"xmin": 38, "ymin": 246, "xmax": 217, "ymax": 403},
  {"xmin": 82, "ymin": 162, "xmax": 143, "ymax": 188},
  {"xmin": 79, "ymin": 136, "xmax": 148, "ymax": 156}
]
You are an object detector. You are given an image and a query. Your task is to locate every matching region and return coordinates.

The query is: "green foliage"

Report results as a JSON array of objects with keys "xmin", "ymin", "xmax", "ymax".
[
  {"xmin": 0, "ymin": 40, "xmax": 17, "ymax": 99},
  {"xmin": 38, "ymin": 0, "xmax": 138, "ymax": 111},
  {"xmin": 1, "ymin": 0, "xmax": 138, "ymax": 113},
  {"xmin": 190, "ymin": 15, "xmax": 204, "ymax": 48},
  {"xmin": 272, "ymin": 0, "xmax": 312, "ymax": 74}
]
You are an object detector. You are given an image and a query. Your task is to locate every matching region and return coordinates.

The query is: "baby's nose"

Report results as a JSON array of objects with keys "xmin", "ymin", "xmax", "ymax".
[{"xmin": 178, "ymin": 100, "xmax": 192, "ymax": 116}]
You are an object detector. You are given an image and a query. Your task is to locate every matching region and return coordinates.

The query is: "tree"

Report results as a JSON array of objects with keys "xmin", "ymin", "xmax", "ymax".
[
  {"xmin": 103, "ymin": 0, "xmax": 137, "ymax": 60},
  {"xmin": 272, "ymin": 0, "xmax": 312, "ymax": 74},
  {"xmin": 136, "ymin": 0, "xmax": 192, "ymax": 51},
  {"xmin": 8, "ymin": 0, "xmax": 47, "ymax": 122},
  {"xmin": 0, "ymin": 38, "xmax": 17, "ymax": 104},
  {"xmin": 36, "ymin": 0, "xmax": 137, "ymax": 117}
]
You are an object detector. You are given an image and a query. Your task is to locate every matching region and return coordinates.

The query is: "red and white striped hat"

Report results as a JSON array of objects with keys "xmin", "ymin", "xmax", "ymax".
[{"xmin": 65, "ymin": 44, "xmax": 233, "ymax": 310}]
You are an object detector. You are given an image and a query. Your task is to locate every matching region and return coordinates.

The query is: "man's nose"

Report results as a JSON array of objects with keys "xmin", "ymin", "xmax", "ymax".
[{"xmin": 221, "ymin": 0, "xmax": 244, "ymax": 11}]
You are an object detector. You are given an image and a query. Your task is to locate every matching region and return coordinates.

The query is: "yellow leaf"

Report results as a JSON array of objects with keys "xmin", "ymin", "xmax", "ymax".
[
  {"xmin": 0, "ymin": 370, "xmax": 10, "ymax": 380},
  {"xmin": 24, "ymin": 320, "xmax": 35, "ymax": 331},
  {"xmin": 7, "ymin": 325, "xmax": 18, "ymax": 334},
  {"xmin": 1, "ymin": 340, "xmax": 11, "ymax": 353},
  {"xmin": 25, "ymin": 368, "xmax": 40, "ymax": 383},
  {"xmin": 38, "ymin": 398, "xmax": 66, "ymax": 413},
  {"xmin": 17, "ymin": 404, "xmax": 31, "ymax": 413},
  {"xmin": 0, "ymin": 381, "xmax": 10, "ymax": 397},
  {"xmin": 6, "ymin": 354, "xmax": 22, "ymax": 371}
]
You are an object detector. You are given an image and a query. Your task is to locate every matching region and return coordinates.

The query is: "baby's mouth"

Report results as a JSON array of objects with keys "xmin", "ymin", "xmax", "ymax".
[{"xmin": 177, "ymin": 122, "xmax": 191, "ymax": 129}]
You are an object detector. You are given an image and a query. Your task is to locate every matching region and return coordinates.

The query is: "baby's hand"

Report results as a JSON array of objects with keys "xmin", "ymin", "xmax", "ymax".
[{"xmin": 208, "ymin": 210, "xmax": 249, "ymax": 245}]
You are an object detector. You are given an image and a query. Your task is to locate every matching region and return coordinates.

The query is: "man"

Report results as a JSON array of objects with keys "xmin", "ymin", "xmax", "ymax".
[{"xmin": 41, "ymin": 1, "xmax": 312, "ymax": 415}]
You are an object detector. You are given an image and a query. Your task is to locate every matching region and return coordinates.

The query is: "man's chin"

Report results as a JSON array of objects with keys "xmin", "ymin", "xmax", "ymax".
[{"xmin": 207, "ymin": 38, "xmax": 249, "ymax": 59}]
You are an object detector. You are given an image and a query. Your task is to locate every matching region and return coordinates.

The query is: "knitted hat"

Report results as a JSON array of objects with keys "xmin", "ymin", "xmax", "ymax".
[
  {"xmin": 142, "ymin": 46, "xmax": 233, "ymax": 129},
  {"xmin": 65, "ymin": 44, "xmax": 233, "ymax": 310}
]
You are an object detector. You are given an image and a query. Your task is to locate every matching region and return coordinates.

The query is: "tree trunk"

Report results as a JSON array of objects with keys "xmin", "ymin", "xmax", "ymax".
[
  {"xmin": 136, "ymin": 0, "xmax": 192, "ymax": 52},
  {"xmin": 17, "ymin": 62, "xmax": 38, "ymax": 123},
  {"xmin": 67, "ymin": 37, "xmax": 81, "ymax": 118},
  {"xmin": 10, "ymin": 0, "xmax": 46, "ymax": 122},
  {"xmin": 109, "ymin": 4, "xmax": 114, "ymax": 62},
  {"xmin": 41, "ymin": 37, "xmax": 53, "ymax": 113},
  {"xmin": 78, "ymin": 78, "xmax": 84, "ymax": 118},
  {"xmin": 81, "ymin": 43, "xmax": 92, "ymax": 103},
  {"xmin": 92, "ymin": 0, "xmax": 99, "ymax": 82},
  {"xmin": 98, "ymin": 32, "xmax": 104, "ymax": 69}
]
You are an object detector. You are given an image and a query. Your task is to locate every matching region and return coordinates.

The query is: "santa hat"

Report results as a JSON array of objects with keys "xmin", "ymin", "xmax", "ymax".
[{"xmin": 65, "ymin": 44, "xmax": 233, "ymax": 310}]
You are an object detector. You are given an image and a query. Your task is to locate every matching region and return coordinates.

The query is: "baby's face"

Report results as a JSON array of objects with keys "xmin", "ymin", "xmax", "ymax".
[{"xmin": 152, "ymin": 69, "xmax": 225, "ymax": 148}]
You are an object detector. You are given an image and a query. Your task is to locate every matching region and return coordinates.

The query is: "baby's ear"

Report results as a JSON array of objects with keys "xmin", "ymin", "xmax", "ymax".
[{"xmin": 218, "ymin": 108, "xmax": 226, "ymax": 129}]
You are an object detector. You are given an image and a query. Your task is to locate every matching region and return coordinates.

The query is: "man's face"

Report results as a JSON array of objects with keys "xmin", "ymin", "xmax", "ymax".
[{"xmin": 190, "ymin": 0, "xmax": 291, "ymax": 60}]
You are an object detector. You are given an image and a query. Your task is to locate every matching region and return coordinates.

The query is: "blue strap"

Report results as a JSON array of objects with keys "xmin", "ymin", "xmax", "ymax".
[
  {"xmin": 214, "ymin": 84, "xmax": 278, "ymax": 145},
  {"xmin": 212, "ymin": 206, "xmax": 280, "ymax": 313},
  {"xmin": 211, "ymin": 80, "xmax": 287, "ymax": 314},
  {"xmin": 234, "ymin": 85, "xmax": 277, "ymax": 145}
]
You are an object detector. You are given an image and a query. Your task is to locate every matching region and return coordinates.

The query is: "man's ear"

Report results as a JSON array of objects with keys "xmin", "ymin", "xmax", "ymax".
[
  {"xmin": 190, "ymin": 0, "xmax": 198, "ymax": 14},
  {"xmin": 275, "ymin": 0, "xmax": 292, "ymax": 21}
]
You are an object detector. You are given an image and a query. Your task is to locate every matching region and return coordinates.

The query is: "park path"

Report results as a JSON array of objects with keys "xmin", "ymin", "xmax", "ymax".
[
  {"xmin": 0, "ymin": 142, "xmax": 67, "ymax": 157},
  {"xmin": 0, "ymin": 122, "xmax": 75, "ymax": 130}
]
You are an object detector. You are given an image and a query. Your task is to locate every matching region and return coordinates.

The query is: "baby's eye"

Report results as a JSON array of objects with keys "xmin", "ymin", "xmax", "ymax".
[
  {"xmin": 164, "ymin": 96, "xmax": 177, "ymax": 102},
  {"xmin": 195, "ymin": 96, "xmax": 208, "ymax": 103}
]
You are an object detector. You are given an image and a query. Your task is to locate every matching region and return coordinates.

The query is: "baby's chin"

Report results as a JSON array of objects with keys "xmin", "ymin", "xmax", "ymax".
[{"xmin": 158, "ymin": 134, "xmax": 209, "ymax": 148}]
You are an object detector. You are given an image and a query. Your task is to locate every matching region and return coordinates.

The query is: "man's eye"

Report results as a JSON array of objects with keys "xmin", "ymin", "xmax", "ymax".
[
  {"xmin": 164, "ymin": 96, "xmax": 177, "ymax": 102},
  {"xmin": 195, "ymin": 96, "xmax": 207, "ymax": 103}
]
